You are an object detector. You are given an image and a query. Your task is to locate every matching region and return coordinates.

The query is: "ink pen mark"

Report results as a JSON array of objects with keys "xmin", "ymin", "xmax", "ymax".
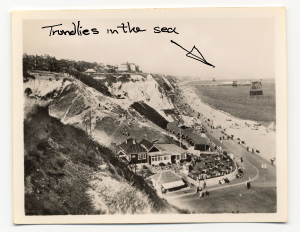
[{"xmin": 171, "ymin": 40, "xmax": 215, "ymax": 68}]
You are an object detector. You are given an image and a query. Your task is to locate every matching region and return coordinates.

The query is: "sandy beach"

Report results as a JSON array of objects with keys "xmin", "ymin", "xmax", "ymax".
[{"xmin": 177, "ymin": 84, "xmax": 276, "ymax": 162}]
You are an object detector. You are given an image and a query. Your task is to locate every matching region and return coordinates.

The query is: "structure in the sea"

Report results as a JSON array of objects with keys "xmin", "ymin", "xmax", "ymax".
[
  {"xmin": 250, "ymin": 80, "xmax": 263, "ymax": 96},
  {"xmin": 232, "ymin": 81, "xmax": 237, "ymax": 87},
  {"xmin": 213, "ymin": 78, "xmax": 216, "ymax": 81}
]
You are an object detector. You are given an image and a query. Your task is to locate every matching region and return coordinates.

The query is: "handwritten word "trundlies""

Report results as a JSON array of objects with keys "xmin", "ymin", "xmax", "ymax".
[{"xmin": 42, "ymin": 21, "xmax": 99, "ymax": 36}]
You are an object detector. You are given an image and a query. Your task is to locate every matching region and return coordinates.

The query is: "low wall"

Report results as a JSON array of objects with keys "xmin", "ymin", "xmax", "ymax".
[{"xmin": 185, "ymin": 165, "xmax": 238, "ymax": 187}]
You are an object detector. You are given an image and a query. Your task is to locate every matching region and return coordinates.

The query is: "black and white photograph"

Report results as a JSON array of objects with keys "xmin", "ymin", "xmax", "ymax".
[{"xmin": 12, "ymin": 7, "xmax": 287, "ymax": 224}]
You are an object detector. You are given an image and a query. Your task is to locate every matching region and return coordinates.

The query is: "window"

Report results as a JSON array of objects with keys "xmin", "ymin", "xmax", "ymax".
[
  {"xmin": 164, "ymin": 156, "xmax": 167, "ymax": 160},
  {"xmin": 155, "ymin": 157, "xmax": 157, "ymax": 161},
  {"xmin": 138, "ymin": 154, "xmax": 146, "ymax": 160},
  {"xmin": 176, "ymin": 155, "xmax": 180, "ymax": 160},
  {"xmin": 152, "ymin": 157, "xmax": 155, "ymax": 162}
]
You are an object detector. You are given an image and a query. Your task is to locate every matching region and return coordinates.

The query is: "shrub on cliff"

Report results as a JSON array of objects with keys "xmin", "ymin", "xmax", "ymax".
[
  {"xmin": 130, "ymin": 101, "xmax": 168, "ymax": 129},
  {"xmin": 66, "ymin": 69, "xmax": 112, "ymax": 97}
]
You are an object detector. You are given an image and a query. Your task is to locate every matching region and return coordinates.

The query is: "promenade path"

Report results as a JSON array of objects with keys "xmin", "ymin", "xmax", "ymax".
[{"xmin": 165, "ymin": 95, "xmax": 277, "ymax": 213}]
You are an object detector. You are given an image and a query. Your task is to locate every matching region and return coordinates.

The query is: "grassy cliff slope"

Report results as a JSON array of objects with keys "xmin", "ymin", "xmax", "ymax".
[{"xmin": 24, "ymin": 101, "xmax": 188, "ymax": 215}]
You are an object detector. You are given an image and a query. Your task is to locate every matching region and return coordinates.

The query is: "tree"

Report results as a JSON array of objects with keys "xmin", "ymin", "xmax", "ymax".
[{"xmin": 24, "ymin": 88, "xmax": 32, "ymax": 96}]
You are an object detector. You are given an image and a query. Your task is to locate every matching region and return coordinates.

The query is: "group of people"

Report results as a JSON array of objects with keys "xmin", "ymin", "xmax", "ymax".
[
  {"xmin": 219, "ymin": 177, "xmax": 230, "ymax": 185},
  {"xmin": 236, "ymin": 166, "xmax": 244, "ymax": 178}
]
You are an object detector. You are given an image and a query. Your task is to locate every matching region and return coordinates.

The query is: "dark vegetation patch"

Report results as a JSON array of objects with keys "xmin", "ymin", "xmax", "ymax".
[
  {"xmin": 43, "ymin": 89, "xmax": 58, "ymax": 100},
  {"xmin": 23, "ymin": 72, "xmax": 36, "ymax": 83},
  {"xmin": 66, "ymin": 70, "xmax": 111, "ymax": 96},
  {"xmin": 130, "ymin": 101, "xmax": 169, "ymax": 129},
  {"xmin": 152, "ymin": 74, "xmax": 172, "ymax": 92},
  {"xmin": 24, "ymin": 88, "xmax": 32, "ymax": 96}
]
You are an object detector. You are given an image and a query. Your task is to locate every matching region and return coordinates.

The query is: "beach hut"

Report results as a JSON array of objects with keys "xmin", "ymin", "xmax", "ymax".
[{"xmin": 185, "ymin": 133, "xmax": 210, "ymax": 151}]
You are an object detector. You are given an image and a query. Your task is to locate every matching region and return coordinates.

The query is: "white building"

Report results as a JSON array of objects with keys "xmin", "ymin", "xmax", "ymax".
[{"xmin": 148, "ymin": 144, "xmax": 187, "ymax": 165}]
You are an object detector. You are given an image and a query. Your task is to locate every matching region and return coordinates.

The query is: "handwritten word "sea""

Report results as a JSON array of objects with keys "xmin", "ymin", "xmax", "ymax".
[{"xmin": 154, "ymin": 26, "xmax": 179, "ymax": 34}]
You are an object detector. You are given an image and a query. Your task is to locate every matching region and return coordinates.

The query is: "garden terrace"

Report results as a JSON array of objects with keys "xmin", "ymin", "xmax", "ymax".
[{"xmin": 188, "ymin": 153, "xmax": 236, "ymax": 181}]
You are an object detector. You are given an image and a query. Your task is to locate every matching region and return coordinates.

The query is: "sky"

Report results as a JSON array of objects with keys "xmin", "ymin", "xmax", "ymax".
[{"xmin": 23, "ymin": 17, "xmax": 275, "ymax": 79}]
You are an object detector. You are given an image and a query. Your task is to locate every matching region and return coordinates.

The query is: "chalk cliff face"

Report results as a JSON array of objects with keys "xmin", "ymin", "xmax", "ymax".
[
  {"xmin": 24, "ymin": 72, "xmax": 177, "ymax": 146},
  {"xmin": 107, "ymin": 74, "xmax": 174, "ymax": 120},
  {"xmin": 23, "ymin": 74, "xmax": 71, "ymax": 98}
]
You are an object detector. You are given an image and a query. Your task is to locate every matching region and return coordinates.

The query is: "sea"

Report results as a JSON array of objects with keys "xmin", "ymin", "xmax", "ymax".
[{"xmin": 187, "ymin": 79, "xmax": 276, "ymax": 127}]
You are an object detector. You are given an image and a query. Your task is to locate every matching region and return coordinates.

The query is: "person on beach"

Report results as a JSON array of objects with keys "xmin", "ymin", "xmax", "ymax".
[
  {"xmin": 199, "ymin": 187, "xmax": 203, "ymax": 198},
  {"xmin": 240, "ymin": 157, "xmax": 244, "ymax": 163},
  {"xmin": 271, "ymin": 158, "xmax": 276, "ymax": 166},
  {"xmin": 246, "ymin": 178, "xmax": 251, "ymax": 189},
  {"xmin": 197, "ymin": 175, "xmax": 201, "ymax": 187},
  {"xmin": 206, "ymin": 190, "xmax": 209, "ymax": 196}
]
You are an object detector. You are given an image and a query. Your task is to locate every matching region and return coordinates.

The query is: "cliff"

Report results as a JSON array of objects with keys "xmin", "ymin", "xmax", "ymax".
[{"xmin": 24, "ymin": 71, "xmax": 179, "ymax": 146}]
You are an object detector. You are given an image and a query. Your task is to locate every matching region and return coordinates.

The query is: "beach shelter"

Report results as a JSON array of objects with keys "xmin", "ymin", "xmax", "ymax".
[{"xmin": 150, "ymin": 170, "xmax": 185, "ymax": 190}]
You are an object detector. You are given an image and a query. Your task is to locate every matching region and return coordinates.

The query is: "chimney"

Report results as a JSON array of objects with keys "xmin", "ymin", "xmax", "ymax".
[{"xmin": 133, "ymin": 139, "xmax": 136, "ymax": 144}]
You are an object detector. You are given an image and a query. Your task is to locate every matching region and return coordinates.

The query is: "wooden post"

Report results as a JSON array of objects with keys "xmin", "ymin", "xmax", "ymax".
[
  {"xmin": 180, "ymin": 127, "xmax": 182, "ymax": 148},
  {"xmin": 89, "ymin": 110, "xmax": 92, "ymax": 137}
]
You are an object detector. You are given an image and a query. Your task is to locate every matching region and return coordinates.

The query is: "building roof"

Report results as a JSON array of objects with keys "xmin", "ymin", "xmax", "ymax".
[
  {"xmin": 118, "ymin": 138, "xmax": 146, "ymax": 155},
  {"xmin": 182, "ymin": 128, "xmax": 195, "ymax": 137},
  {"xmin": 189, "ymin": 134, "xmax": 208, "ymax": 145},
  {"xmin": 85, "ymin": 69, "xmax": 96, "ymax": 73},
  {"xmin": 118, "ymin": 138, "xmax": 135, "ymax": 151},
  {"xmin": 140, "ymin": 139, "xmax": 153, "ymax": 150},
  {"xmin": 167, "ymin": 121, "xmax": 180, "ymax": 134},
  {"xmin": 151, "ymin": 144, "xmax": 186, "ymax": 154},
  {"xmin": 189, "ymin": 112, "xmax": 199, "ymax": 118},
  {"xmin": 162, "ymin": 109, "xmax": 176, "ymax": 115},
  {"xmin": 126, "ymin": 144, "xmax": 147, "ymax": 154},
  {"xmin": 150, "ymin": 170, "xmax": 183, "ymax": 184}
]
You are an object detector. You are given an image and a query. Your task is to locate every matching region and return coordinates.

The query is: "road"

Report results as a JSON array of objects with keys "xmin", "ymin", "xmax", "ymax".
[{"xmin": 165, "ymin": 102, "xmax": 277, "ymax": 213}]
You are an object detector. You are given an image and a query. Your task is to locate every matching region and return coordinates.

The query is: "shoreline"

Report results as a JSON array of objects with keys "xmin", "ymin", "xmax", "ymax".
[
  {"xmin": 176, "ymin": 84, "xmax": 276, "ymax": 162},
  {"xmin": 180, "ymin": 81, "xmax": 275, "ymax": 127},
  {"xmin": 193, "ymin": 86, "xmax": 275, "ymax": 128}
]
